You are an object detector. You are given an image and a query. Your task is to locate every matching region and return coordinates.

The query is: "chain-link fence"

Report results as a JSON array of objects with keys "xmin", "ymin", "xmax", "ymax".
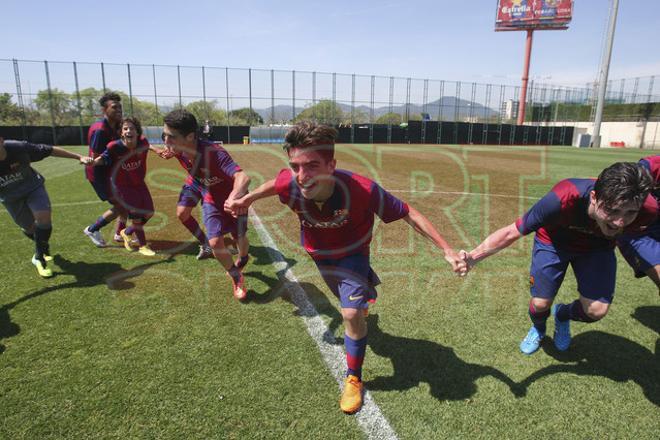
[{"xmin": 1, "ymin": 58, "xmax": 658, "ymax": 144}]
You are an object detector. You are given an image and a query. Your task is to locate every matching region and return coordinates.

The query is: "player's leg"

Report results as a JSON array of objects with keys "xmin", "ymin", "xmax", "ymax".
[
  {"xmin": 316, "ymin": 255, "xmax": 373, "ymax": 413},
  {"xmin": 234, "ymin": 214, "xmax": 250, "ymax": 270},
  {"xmin": 177, "ymin": 185, "xmax": 211, "ymax": 259},
  {"xmin": 617, "ymin": 225, "xmax": 660, "ymax": 291},
  {"xmin": 83, "ymin": 180, "xmax": 116, "ymax": 247},
  {"xmin": 202, "ymin": 202, "xmax": 246, "ymax": 300},
  {"xmin": 26, "ymin": 186, "xmax": 54, "ymax": 277},
  {"xmin": 553, "ymin": 249, "xmax": 616, "ymax": 351},
  {"xmin": 521, "ymin": 239, "xmax": 569, "ymax": 355},
  {"xmin": 4, "ymin": 194, "xmax": 50, "ymax": 277}
]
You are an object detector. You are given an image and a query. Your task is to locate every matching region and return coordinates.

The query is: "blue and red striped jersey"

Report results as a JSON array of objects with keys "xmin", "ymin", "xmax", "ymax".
[
  {"xmin": 275, "ymin": 168, "xmax": 410, "ymax": 260},
  {"xmin": 86, "ymin": 118, "xmax": 119, "ymax": 183},
  {"xmin": 516, "ymin": 178, "xmax": 657, "ymax": 253}
]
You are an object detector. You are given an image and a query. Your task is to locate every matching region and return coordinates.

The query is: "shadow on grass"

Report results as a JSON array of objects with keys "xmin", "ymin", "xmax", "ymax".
[
  {"xmin": 0, "ymin": 254, "xmax": 174, "ymax": 354},
  {"xmin": 522, "ymin": 310, "xmax": 659, "ymax": 406},
  {"xmin": 240, "ymin": 245, "xmax": 299, "ymax": 304},
  {"xmin": 364, "ymin": 314, "xmax": 524, "ymax": 400}
]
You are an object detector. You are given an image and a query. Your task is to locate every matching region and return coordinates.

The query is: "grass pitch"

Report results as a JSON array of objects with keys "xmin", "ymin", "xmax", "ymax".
[{"xmin": 1, "ymin": 144, "xmax": 658, "ymax": 439}]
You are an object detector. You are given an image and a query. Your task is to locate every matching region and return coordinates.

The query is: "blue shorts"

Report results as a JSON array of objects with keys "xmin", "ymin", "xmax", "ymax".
[
  {"xmin": 617, "ymin": 221, "xmax": 660, "ymax": 278},
  {"xmin": 177, "ymin": 184, "xmax": 203, "ymax": 207},
  {"xmin": 530, "ymin": 238, "xmax": 617, "ymax": 304},
  {"xmin": 3, "ymin": 184, "xmax": 51, "ymax": 230},
  {"xmin": 314, "ymin": 254, "xmax": 381, "ymax": 310},
  {"xmin": 202, "ymin": 202, "xmax": 247, "ymax": 240}
]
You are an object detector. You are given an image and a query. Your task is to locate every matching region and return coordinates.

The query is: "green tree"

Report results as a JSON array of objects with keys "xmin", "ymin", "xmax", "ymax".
[
  {"xmin": 33, "ymin": 88, "xmax": 75, "ymax": 125},
  {"xmin": 186, "ymin": 100, "xmax": 228, "ymax": 125},
  {"xmin": 0, "ymin": 93, "xmax": 24, "ymax": 125},
  {"xmin": 294, "ymin": 100, "xmax": 344, "ymax": 125},
  {"xmin": 375, "ymin": 112, "xmax": 403, "ymax": 125},
  {"xmin": 229, "ymin": 107, "xmax": 263, "ymax": 125}
]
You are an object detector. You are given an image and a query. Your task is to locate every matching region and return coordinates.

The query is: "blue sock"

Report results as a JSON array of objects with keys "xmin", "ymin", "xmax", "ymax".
[
  {"xmin": 556, "ymin": 300, "xmax": 597, "ymax": 323},
  {"xmin": 89, "ymin": 216, "xmax": 110, "ymax": 232}
]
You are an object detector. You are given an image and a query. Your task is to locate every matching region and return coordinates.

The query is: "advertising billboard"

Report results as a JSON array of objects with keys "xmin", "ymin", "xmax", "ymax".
[{"xmin": 495, "ymin": 0, "xmax": 573, "ymax": 30}]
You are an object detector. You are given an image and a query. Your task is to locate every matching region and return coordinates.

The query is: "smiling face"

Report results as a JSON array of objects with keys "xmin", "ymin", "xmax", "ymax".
[
  {"xmin": 589, "ymin": 191, "xmax": 642, "ymax": 237},
  {"xmin": 121, "ymin": 120, "xmax": 138, "ymax": 148},
  {"xmin": 287, "ymin": 147, "xmax": 337, "ymax": 201}
]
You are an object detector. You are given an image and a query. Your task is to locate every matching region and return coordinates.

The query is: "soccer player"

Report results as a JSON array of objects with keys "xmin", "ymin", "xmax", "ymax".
[
  {"xmin": 82, "ymin": 91, "xmax": 129, "ymax": 247},
  {"xmin": 461, "ymin": 162, "xmax": 657, "ymax": 355},
  {"xmin": 159, "ymin": 147, "xmax": 214, "ymax": 260},
  {"xmin": 617, "ymin": 155, "xmax": 660, "ymax": 292},
  {"xmin": 162, "ymin": 109, "xmax": 251, "ymax": 299},
  {"xmin": 224, "ymin": 121, "xmax": 465, "ymax": 414},
  {"xmin": 0, "ymin": 137, "xmax": 92, "ymax": 277},
  {"xmin": 88, "ymin": 117, "xmax": 156, "ymax": 256}
]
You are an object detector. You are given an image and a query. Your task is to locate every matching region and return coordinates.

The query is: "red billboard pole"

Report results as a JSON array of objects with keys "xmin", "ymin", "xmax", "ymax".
[
  {"xmin": 495, "ymin": 1, "xmax": 573, "ymax": 127},
  {"xmin": 517, "ymin": 29, "xmax": 534, "ymax": 125}
]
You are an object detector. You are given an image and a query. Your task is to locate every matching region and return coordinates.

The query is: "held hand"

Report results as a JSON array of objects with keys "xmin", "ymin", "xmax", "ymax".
[
  {"xmin": 444, "ymin": 249, "xmax": 468, "ymax": 276},
  {"xmin": 80, "ymin": 156, "xmax": 94, "ymax": 166},
  {"xmin": 158, "ymin": 148, "xmax": 176, "ymax": 159},
  {"xmin": 459, "ymin": 250, "xmax": 477, "ymax": 275},
  {"xmin": 224, "ymin": 196, "xmax": 249, "ymax": 217}
]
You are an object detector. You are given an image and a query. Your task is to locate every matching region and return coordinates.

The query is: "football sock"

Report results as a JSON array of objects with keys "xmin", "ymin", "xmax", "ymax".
[
  {"xmin": 556, "ymin": 300, "xmax": 597, "ymax": 323},
  {"xmin": 237, "ymin": 255, "xmax": 249, "ymax": 268},
  {"xmin": 116, "ymin": 219, "xmax": 127, "ymax": 234},
  {"xmin": 34, "ymin": 224, "xmax": 52, "ymax": 262},
  {"xmin": 528, "ymin": 301, "xmax": 550, "ymax": 334},
  {"xmin": 344, "ymin": 334, "xmax": 367, "ymax": 380},
  {"xmin": 132, "ymin": 221, "xmax": 146, "ymax": 246},
  {"xmin": 22, "ymin": 230, "xmax": 35, "ymax": 241},
  {"xmin": 228, "ymin": 265, "xmax": 241, "ymax": 284},
  {"xmin": 89, "ymin": 216, "xmax": 110, "ymax": 232},
  {"xmin": 181, "ymin": 217, "xmax": 208, "ymax": 245},
  {"xmin": 124, "ymin": 226, "xmax": 134, "ymax": 236}
]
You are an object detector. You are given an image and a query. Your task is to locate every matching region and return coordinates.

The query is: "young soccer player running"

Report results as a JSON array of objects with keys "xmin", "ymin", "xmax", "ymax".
[
  {"xmin": 88, "ymin": 117, "xmax": 157, "ymax": 256},
  {"xmin": 159, "ymin": 147, "xmax": 214, "ymax": 260},
  {"xmin": 616, "ymin": 155, "xmax": 660, "ymax": 293},
  {"xmin": 162, "ymin": 109, "xmax": 251, "ymax": 299},
  {"xmin": 82, "ymin": 92, "xmax": 129, "ymax": 247},
  {"xmin": 461, "ymin": 162, "xmax": 657, "ymax": 355},
  {"xmin": 224, "ymin": 121, "xmax": 465, "ymax": 414},
  {"xmin": 0, "ymin": 137, "xmax": 92, "ymax": 277}
]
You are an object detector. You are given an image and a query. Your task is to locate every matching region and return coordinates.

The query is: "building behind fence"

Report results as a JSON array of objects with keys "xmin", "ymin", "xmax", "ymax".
[{"xmin": 0, "ymin": 59, "xmax": 658, "ymax": 147}]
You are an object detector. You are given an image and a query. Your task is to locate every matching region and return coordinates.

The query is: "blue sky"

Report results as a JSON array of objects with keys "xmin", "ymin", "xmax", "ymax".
[{"xmin": 1, "ymin": 0, "xmax": 658, "ymax": 87}]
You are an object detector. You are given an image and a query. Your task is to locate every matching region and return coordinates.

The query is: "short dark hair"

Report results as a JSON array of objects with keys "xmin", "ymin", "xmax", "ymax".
[
  {"xmin": 99, "ymin": 91, "xmax": 121, "ymax": 108},
  {"xmin": 594, "ymin": 162, "xmax": 653, "ymax": 208},
  {"xmin": 163, "ymin": 109, "xmax": 198, "ymax": 137},
  {"xmin": 283, "ymin": 121, "xmax": 337, "ymax": 162},
  {"xmin": 122, "ymin": 117, "xmax": 143, "ymax": 137}
]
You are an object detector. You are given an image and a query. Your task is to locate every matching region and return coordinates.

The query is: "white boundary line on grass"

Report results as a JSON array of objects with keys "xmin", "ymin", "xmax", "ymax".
[{"xmin": 249, "ymin": 208, "xmax": 399, "ymax": 440}]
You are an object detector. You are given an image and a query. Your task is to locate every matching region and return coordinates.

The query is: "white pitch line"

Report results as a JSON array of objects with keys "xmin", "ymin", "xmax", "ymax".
[
  {"xmin": 389, "ymin": 189, "xmax": 539, "ymax": 200},
  {"xmin": 249, "ymin": 208, "xmax": 398, "ymax": 440}
]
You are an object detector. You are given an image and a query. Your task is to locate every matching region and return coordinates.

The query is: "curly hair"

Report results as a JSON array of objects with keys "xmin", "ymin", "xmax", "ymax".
[
  {"xmin": 121, "ymin": 116, "xmax": 143, "ymax": 137},
  {"xmin": 99, "ymin": 91, "xmax": 121, "ymax": 108},
  {"xmin": 594, "ymin": 162, "xmax": 653, "ymax": 208}
]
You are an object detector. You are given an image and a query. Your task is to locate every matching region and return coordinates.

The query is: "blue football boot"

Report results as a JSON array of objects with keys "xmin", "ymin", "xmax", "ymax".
[
  {"xmin": 520, "ymin": 326, "xmax": 544, "ymax": 355},
  {"xmin": 553, "ymin": 304, "xmax": 572, "ymax": 351}
]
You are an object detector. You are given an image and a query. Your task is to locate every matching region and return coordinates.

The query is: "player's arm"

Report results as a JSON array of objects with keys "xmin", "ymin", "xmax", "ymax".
[
  {"xmin": 51, "ymin": 146, "xmax": 92, "ymax": 164},
  {"xmin": 225, "ymin": 178, "xmax": 277, "ymax": 214},
  {"xmin": 403, "ymin": 206, "xmax": 466, "ymax": 274},
  {"xmin": 463, "ymin": 222, "xmax": 523, "ymax": 269},
  {"xmin": 226, "ymin": 171, "xmax": 252, "ymax": 215}
]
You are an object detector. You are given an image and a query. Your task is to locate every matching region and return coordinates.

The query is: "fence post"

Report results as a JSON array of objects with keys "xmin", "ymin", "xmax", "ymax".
[
  {"xmin": 101, "ymin": 62, "xmax": 107, "ymax": 92},
  {"xmin": 292, "ymin": 70, "xmax": 296, "ymax": 121},
  {"xmin": 127, "ymin": 63, "xmax": 134, "ymax": 116},
  {"xmin": 437, "ymin": 80, "xmax": 445, "ymax": 145},
  {"xmin": 351, "ymin": 73, "xmax": 355, "ymax": 143},
  {"xmin": 152, "ymin": 64, "xmax": 159, "ymax": 121},
  {"xmin": 248, "ymin": 68, "xmax": 253, "ymax": 124},
  {"xmin": 370, "ymin": 75, "xmax": 375, "ymax": 144},
  {"xmin": 388, "ymin": 76, "xmax": 393, "ymax": 144},
  {"xmin": 44, "ymin": 60, "xmax": 57, "ymax": 145},
  {"xmin": 270, "ymin": 69, "xmax": 275, "ymax": 124},
  {"xmin": 12, "ymin": 59, "xmax": 27, "ymax": 139},
  {"xmin": 177, "ymin": 65, "xmax": 182, "ymax": 107},
  {"xmin": 226, "ymin": 67, "xmax": 231, "ymax": 142},
  {"xmin": 73, "ymin": 61, "xmax": 84, "ymax": 145}
]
